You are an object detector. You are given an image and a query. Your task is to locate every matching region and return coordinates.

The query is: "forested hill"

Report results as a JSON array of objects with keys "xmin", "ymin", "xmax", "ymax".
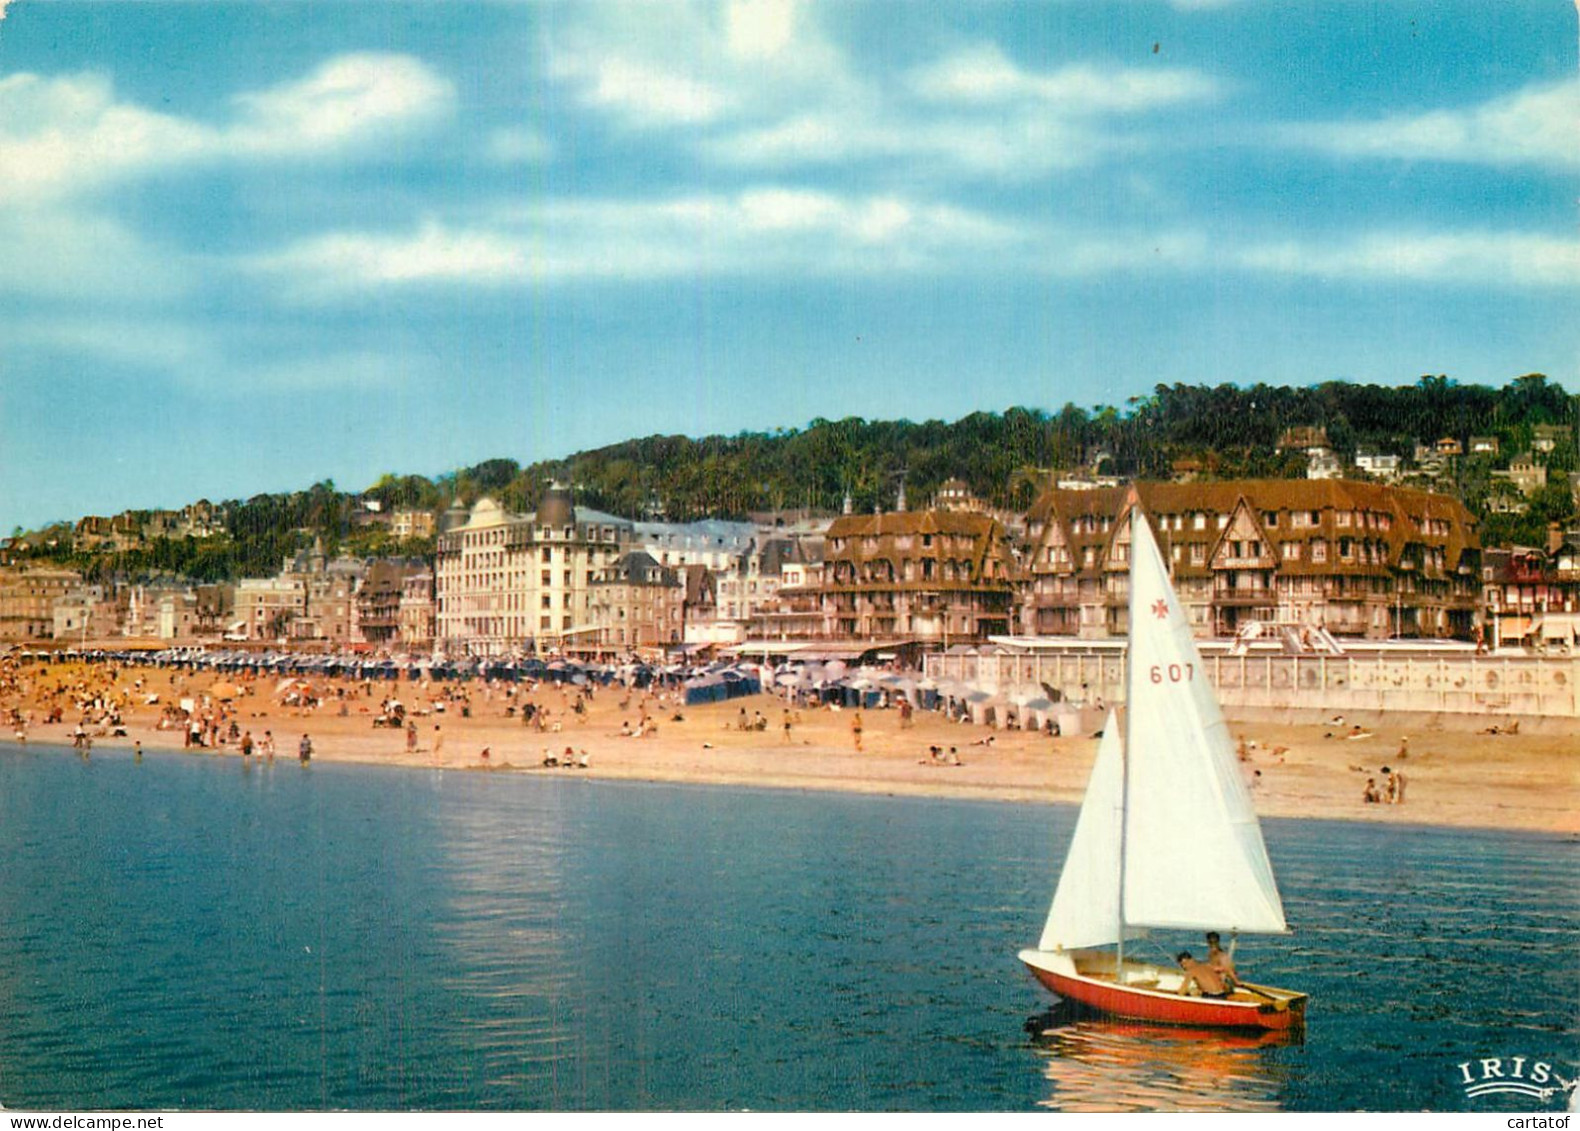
[
  {"xmin": 385, "ymin": 373, "xmax": 1575, "ymax": 532},
  {"xmin": 13, "ymin": 375, "xmax": 1578, "ymax": 582}
]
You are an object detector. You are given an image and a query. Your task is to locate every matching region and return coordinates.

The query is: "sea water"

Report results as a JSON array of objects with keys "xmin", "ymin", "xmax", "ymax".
[{"xmin": 0, "ymin": 743, "xmax": 1573, "ymax": 1112}]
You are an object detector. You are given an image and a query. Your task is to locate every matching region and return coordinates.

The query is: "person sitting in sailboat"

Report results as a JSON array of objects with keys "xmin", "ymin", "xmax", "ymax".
[
  {"xmin": 1176, "ymin": 952, "xmax": 1232, "ymax": 999},
  {"xmin": 1205, "ymin": 932, "xmax": 1239, "ymax": 991}
]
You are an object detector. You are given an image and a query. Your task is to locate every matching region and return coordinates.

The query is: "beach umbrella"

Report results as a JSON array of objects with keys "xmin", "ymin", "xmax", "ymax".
[{"xmin": 210, "ymin": 681, "xmax": 243, "ymax": 701}]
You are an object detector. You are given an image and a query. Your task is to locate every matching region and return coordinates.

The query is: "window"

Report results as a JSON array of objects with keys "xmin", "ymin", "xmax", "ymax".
[
  {"xmin": 541, "ymin": 570, "xmax": 551, "ymax": 586},
  {"xmin": 1283, "ymin": 542, "xmax": 1301, "ymax": 560},
  {"xmin": 542, "ymin": 595, "xmax": 552, "ymax": 609},
  {"xmin": 1312, "ymin": 540, "xmax": 1328, "ymax": 562},
  {"xmin": 1190, "ymin": 544, "xmax": 1205, "ymax": 565},
  {"xmin": 1194, "ymin": 514, "xmax": 1206, "ymax": 530}
]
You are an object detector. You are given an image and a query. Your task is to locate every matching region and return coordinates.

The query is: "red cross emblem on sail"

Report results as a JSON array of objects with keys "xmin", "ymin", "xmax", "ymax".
[{"xmin": 1151, "ymin": 598, "xmax": 1169, "ymax": 620}]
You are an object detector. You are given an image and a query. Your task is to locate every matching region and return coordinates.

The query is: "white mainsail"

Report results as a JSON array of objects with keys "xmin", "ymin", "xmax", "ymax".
[
  {"xmin": 1037, "ymin": 710, "xmax": 1123, "ymax": 951},
  {"xmin": 1120, "ymin": 507, "xmax": 1288, "ymax": 934}
]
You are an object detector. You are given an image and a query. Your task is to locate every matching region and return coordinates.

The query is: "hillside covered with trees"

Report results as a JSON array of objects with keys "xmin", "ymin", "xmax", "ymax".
[{"xmin": 10, "ymin": 374, "xmax": 1576, "ymax": 583}]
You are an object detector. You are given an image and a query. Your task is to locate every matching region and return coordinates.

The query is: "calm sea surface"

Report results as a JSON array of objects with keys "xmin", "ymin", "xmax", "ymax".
[{"xmin": 0, "ymin": 742, "xmax": 1574, "ymax": 1112}]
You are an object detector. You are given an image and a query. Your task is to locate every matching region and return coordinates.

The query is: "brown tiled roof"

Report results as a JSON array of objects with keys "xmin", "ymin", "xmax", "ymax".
[
  {"xmin": 1026, "ymin": 479, "xmax": 1480, "ymax": 582},
  {"xmin": 824, "ymin": 509, "xmax": 1013, "ymax": 591}
]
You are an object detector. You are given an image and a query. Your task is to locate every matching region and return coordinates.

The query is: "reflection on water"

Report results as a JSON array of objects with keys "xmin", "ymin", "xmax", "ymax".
[
  {"xmin": 428, "ymin": 771, "xmax": 584, "ymax": 1103},
  {"xmin": 1028, "ymin": 1005, "xmax": 1296, "ymax": 1111}
]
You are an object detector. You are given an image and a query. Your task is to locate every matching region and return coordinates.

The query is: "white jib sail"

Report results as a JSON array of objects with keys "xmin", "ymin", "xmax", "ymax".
[
  {"xmin": 1120, "ymin": 508, "xmax": 1288, "ymax": 934},
  {"xmin": 1038, "ymin": 710, "xmax": 1123, "ymax": 951}
]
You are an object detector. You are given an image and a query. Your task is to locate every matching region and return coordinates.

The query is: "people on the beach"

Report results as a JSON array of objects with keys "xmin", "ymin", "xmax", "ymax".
[
  {"xmin": 1363, "ymin": 777, "xmax": 1380, "ymax": 803},
  {"xmin": 299, "ymin": 734, "xmax": 312, "ymax": 763},
  {"xmin": 1176, "ymin": 952, "xmax": 1230, "ymax": 998},
  {"xmin": 851, "ymin": 711, "xmax": 863, "ymax": 752}
]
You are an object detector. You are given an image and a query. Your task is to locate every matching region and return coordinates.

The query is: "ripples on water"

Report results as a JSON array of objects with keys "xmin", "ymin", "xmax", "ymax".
[{"xmin": 0, "ymin": 744, "xmax": 1572, "ymax": 1111}]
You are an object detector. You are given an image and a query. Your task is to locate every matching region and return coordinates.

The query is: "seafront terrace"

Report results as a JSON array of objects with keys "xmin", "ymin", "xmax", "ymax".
[{"xmin": 928, "ymin": 638, "xmax": 1580, "ymax": 721}]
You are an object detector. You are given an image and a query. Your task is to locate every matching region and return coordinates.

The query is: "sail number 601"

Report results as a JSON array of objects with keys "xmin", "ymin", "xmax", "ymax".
[{"xmin": 1150, "ymin": 663, "xmax": 1194, "ymax": 683}]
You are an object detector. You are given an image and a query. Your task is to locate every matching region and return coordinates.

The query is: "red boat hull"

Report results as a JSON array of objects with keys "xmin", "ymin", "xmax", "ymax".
[{"xmin": 1024, "ymin": 958, "xmax": 1306, "ymax": 1032}]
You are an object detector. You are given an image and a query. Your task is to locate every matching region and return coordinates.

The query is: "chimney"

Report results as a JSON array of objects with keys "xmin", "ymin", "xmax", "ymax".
[{"xmin": 896, "ymin": 478, "xmax": 907, "ymax": 513}]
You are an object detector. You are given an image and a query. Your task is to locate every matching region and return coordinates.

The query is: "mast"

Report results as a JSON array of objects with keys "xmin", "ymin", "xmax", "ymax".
[{"xmin": 1115, "ymin": 505, "xmax": 1138, "ymax": 980}]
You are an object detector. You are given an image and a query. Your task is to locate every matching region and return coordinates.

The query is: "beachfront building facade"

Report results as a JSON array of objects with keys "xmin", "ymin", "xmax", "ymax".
[
  {"xmin": 433, "ymin": 487, "xmax": 633, "ymax": 656},
  {"xmin": 0, "ymin": 567, "xmax": 83, "ymax": 641},
  {"xmin": 51, "ymin": 584, "xmax": 122, "ymax": 643},
  {"xmin": 819, "ymin": 509, "xmax": 1016, "ymax": 643},
  {"xmin": 1481, "ymin": 532, "xmax": 1580, "ymax": 650},
  {"xmin": 280, "ymin": 540, "xmax": 365, "ymax": 646},
  {"xmin": 1019, "ymin": 480, "xmax": 1482, "ymax": 641},
  {"xmin": 587, "ymin": 551, "xmax": 684, "ymax": 651},
  {"xmin": 398, "ymin": 571, "xmax": 436, "ymax": 652},
  {"xmin": 234, "ymin": 577, "xmax": 306, "ymax": 642},
  {"xmin": 355, "ymin": 560, "xmax": 427, "ymax": 648}
]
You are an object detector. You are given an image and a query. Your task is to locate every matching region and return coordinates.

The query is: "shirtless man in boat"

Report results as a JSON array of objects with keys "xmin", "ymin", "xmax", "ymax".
[
  {"xmin": 1205, "ymin": 932, "xmax": 1239, "ymax": 990},
  {"xmin": 1176, "ymin": 951, "xmax": 1231, "ymax": 999}
]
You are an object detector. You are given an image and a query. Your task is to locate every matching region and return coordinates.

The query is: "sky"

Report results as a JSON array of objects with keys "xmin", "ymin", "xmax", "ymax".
[{"xmin": 0, "ymin": 0, "xmax": 1575, "ymax": 533}]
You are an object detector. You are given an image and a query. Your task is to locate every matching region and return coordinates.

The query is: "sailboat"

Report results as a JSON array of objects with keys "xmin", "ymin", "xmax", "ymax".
[{"xmin": 1018, "ymin": 505, "xmax": 1308, "ymax": 1031}]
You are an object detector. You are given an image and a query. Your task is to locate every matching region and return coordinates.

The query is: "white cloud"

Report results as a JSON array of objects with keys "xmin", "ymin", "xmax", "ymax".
[
  {"xmin": 249, "ymin": 188, "xmax": 1025, "ymax": 294},
  {"xmin": 1238, "ymin": 230, "xmax": 1580, "ymax": 288},
  {"xmin": 1281, "ymin": 77, "xmax": 1580, "ymax": 171},
  {"xmin": 546, "ymin": 1, "xmax": 854, "ymax": 130},
  {"xmin": 546, "ymin": 8, "xmax": 1217, "ymax": 177},
  {"xmin": 0, "ymin": 53, "xmax": 454, "ymax": 204},
  {"xmin": 910, "ymin": 46, "xmax": 1220, "ymax": 113},
  {"xmin": 562, "ymin": 54, "xmax": 729, "ymax": 126},
  {"xmin": 724, "ymin": 0, "xmax": 798, "ymax": 59},
  {"xmin": 252, "ymin": 219, "xmax": 530, "ymax": 295},
  {"xmin": 229, "ymin": 53, "xmax": 455, "ymax": 155},
  {"xmin": 705, "ymin": 108, "xmax": 1102, "ymax": 174},
  {"xmin": 0, "ymin": 72, "xmax": 211, "ymax": 203}
]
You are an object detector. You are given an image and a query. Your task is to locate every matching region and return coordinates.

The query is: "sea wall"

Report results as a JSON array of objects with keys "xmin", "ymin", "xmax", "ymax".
[{"xmin": 925, "ymin": 647, "xmax": 1580, "ymax": 721}]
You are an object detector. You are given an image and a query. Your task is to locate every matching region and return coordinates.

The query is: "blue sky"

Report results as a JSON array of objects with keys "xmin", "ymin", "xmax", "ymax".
[{"xmin": 0, "ymin": 0, "xmax": 1575, "ymax": 533}]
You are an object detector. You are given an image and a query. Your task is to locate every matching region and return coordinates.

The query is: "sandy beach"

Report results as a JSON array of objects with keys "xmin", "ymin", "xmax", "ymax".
[{"xmin": 5, "ymin": 660, "xmax": 1577, "ymax": 836}]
